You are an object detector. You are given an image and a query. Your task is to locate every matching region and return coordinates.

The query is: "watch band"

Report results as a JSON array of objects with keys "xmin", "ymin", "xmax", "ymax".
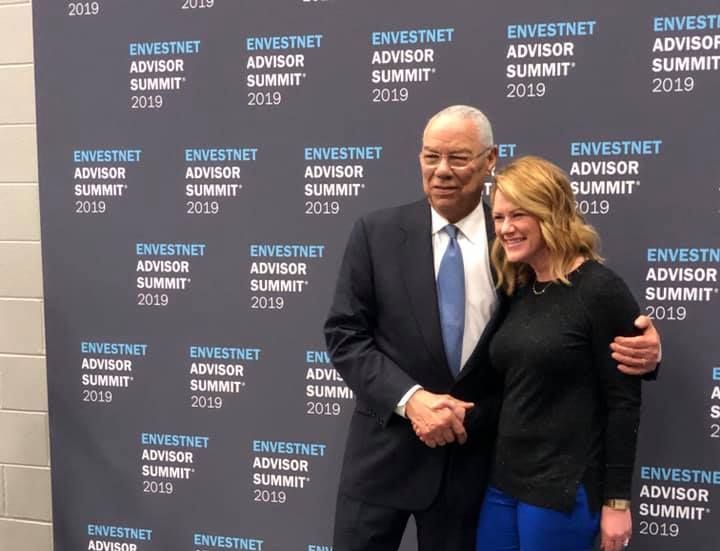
[{"xmin": 604, "ymin": 499, "xmax": 631, "ymax": 511}]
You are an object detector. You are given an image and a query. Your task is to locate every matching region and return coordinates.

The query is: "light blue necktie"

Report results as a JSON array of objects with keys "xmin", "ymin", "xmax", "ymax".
[{"xmin": 437, "ymin": 225, "xmax": 465, "ymax": 377}]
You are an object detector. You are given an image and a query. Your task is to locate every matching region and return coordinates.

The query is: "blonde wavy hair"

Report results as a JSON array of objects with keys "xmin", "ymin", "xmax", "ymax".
[{"xmin": 490, "ymin": 156, "xmax": 602, "ymax": 295}]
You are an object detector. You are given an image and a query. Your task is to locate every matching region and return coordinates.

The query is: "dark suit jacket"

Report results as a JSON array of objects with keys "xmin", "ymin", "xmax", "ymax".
[{"xmin": 324, "ymin": 198, "xmax": 505, "ymax": 512}]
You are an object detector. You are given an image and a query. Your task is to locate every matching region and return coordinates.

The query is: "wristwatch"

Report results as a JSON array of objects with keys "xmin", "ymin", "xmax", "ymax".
[{"xmin": 604, "ymin": 499, "xmax": 631, "ymax": 511}]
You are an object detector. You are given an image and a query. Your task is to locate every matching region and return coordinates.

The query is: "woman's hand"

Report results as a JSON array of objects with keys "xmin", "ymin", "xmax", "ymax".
[{"xmin": 600, "ymin": 506, "xmax": 632, "ymax": 551}]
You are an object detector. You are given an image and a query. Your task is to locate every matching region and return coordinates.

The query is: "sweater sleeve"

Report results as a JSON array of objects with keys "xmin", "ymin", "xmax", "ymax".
[{"xmin": 579, "ymin": 266, "xmax": 642, "ymax": 500}]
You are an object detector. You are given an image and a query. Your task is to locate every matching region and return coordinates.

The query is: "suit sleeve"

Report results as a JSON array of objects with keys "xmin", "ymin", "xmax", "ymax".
[
  {"xmin": 580, "ymin": 269, "xmax": 643, "ymax": 500},
  {"xmin": 324, "ymin": 217, "xmax": 418, "ymax": 424}
]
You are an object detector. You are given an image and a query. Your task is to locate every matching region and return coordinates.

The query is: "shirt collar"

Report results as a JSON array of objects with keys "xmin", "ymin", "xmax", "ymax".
[{"xmin": 430, "ymin": 200, "xmax": 487, "ymax": 245}]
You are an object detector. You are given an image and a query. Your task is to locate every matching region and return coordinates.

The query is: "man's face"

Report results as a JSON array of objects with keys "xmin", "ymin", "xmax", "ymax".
[{"xmin": 420, "ymin": 115, "xmax": 496, "ymax": 223}]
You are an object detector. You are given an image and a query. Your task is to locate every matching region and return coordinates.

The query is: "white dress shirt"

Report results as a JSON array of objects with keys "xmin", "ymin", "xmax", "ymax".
[{"xmin": 396, "ymin": 201, "xmax": 499, "ymax": 415}]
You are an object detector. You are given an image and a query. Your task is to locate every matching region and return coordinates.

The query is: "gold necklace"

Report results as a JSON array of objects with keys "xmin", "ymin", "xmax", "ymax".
[{"xmin": 532, "ymin": 280, "xmax": 552, "ymax": 295}]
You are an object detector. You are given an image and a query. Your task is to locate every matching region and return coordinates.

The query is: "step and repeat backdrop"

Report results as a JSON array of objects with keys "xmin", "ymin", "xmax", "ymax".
[{"xmin": 33, "ymin": 1, "xmax": 719, "ymax": 550}]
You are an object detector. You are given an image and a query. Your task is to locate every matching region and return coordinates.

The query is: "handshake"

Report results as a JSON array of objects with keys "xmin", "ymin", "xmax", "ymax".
[{"xmin": 405, "ymin": 389, "xmax": 474, "ymax": 448}]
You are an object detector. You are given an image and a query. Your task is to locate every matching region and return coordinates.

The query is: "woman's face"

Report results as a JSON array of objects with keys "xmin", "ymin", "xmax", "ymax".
[{"xmin": 493, "ymin": 189, "xmax": 549, "ymax": 273}]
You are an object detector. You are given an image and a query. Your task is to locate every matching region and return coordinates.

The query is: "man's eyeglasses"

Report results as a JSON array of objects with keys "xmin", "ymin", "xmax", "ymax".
[{"xmin": 420, "ymin": 146, "xmax": 493, "ymax": 169}]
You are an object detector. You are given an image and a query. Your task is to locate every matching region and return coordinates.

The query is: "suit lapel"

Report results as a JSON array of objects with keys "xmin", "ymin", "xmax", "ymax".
[
  {"xmin": 456, "ymin": 200, "xmax": 501, "ymax": 382},
  {"xmin": 398, "ymin": 200, "xmax": 448, "ymax": 370},
  {"xmin": 456, "ymin": 297, "xmax": 504, "ymax": 383},
  {"xmin": 397, "ymin": 199, "xmax": 502, "ymax": 382},
  {"xmin": 482, "ymin": 201, "xmax": 499, "ymax": 286}
]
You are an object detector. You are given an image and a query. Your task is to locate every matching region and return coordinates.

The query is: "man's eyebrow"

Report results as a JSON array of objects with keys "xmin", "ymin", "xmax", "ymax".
[{"xmin": 421, "ymin": 146, "xmax": 473, "ymax": 154}]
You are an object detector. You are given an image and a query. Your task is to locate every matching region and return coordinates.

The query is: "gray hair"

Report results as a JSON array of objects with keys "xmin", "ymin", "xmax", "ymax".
[{"xmin": 424, "ymin": 105, "xmax": 494, "ymax": 147}]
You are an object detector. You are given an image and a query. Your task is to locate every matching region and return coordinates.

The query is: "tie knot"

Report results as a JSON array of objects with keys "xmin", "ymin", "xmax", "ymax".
[{"xmin": 444, "ymin": 225, "xmax": 459, "ymax": 240}]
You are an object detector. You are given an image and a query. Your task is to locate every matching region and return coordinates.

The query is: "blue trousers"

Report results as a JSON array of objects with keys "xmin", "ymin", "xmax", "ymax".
[{"xmin": 475, "ymin": 486, "xmax": 599, "ymax": 551}]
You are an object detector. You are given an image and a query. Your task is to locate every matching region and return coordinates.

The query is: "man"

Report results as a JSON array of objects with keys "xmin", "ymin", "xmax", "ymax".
[{"xmin": 324, "ymin": 105, "xmax": 659, "ymax": 551}]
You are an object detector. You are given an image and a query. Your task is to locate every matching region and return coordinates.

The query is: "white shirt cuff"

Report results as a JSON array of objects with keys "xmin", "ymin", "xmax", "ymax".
[{"xmin": 395, "ymin": 385, "xmax": 423, "ymax": 418}]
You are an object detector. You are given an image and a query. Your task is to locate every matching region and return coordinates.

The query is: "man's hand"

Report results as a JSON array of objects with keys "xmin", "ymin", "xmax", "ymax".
[
  {"xmin": 611, "ymin": 315, "xmax": 661, "ymax": 376},
  {"xmin": 405, "ymin": 390, "xmax": 473, "ymax": 447}
]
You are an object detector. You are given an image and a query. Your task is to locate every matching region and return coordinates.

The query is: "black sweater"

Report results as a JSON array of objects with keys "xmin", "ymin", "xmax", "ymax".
[{"xmin": 489, "ymin": 260, "xmax": 642, "ymax": 512}]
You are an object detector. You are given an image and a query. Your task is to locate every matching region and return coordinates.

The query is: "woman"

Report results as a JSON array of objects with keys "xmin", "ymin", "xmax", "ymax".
[{"xmin": 475, "ymin": 156, "xmax": 642, "ymax": 551}]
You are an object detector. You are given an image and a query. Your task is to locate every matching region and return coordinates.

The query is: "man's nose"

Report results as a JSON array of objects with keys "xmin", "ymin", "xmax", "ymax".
[{"xmin": 435, "ymin": 156, "xmax": 453, "ymax": 174}]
